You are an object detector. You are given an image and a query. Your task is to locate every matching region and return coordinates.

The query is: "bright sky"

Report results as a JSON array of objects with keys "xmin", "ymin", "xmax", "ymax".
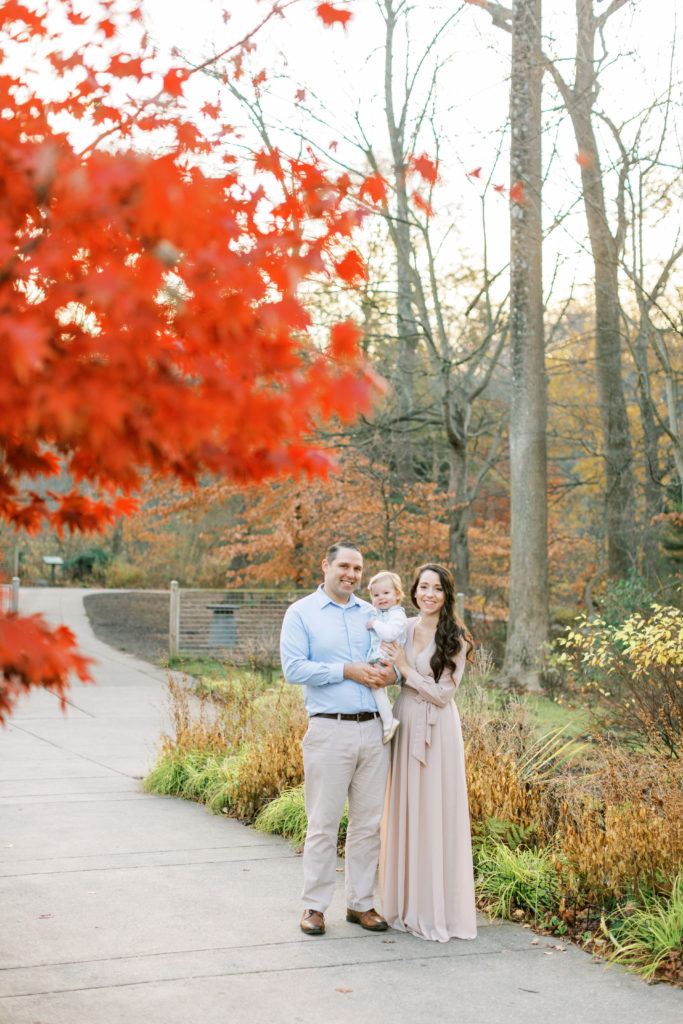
[{"xmin": 137, "ymin": 0, "xmax": 682, "ymax": 309}]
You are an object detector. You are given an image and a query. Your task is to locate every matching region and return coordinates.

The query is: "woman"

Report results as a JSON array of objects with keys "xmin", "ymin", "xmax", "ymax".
[{"xmin": 379, "ymin": 563, "xmax": 477, "ymax": 942}]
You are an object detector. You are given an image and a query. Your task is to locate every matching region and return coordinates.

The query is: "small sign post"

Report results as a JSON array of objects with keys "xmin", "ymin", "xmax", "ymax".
[{"xmin": 42, "ymin": 556, "xmax": 64, "ymax": 585}]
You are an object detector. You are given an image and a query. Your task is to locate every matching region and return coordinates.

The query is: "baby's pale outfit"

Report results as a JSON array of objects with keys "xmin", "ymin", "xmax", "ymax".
[{"xmin": 367, "ymin": 607, "xmax": 407, "ymax": 738}]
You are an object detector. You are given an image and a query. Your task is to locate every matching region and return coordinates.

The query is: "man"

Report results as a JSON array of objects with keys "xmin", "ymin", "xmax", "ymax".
[{"xmin": 280, "ymin": 542, "xmax": 395, "ymax": 936}]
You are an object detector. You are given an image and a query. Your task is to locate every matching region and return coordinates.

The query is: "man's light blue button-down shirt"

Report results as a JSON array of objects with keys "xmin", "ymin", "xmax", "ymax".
[{"xmin": 280, "ymin": 585, "xmax": 378, "ymax": 716}]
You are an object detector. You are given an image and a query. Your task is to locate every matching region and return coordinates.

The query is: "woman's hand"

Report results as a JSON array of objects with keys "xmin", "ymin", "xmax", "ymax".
[{"xmin": 383, "ymin": 641, "xmax": 408, "ymax": 676}]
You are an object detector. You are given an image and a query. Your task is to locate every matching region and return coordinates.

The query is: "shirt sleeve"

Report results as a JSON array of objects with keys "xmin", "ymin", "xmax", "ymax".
[
  {"xmin": 371, "ymin": 607, "xmax": 408, "ymax": 642},
  {"xmin": 402, "ymin": 644, "xmax": 467, "ymax": 707},
  {"xmin": 280, "ymin": 604, "xmax": 345, "ymax": 688}
]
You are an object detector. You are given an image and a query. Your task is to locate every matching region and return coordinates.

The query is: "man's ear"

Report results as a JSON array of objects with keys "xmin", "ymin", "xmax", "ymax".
[{"xmin": 321, "ymin": 559, "xmax": 329, "ymax": 574}]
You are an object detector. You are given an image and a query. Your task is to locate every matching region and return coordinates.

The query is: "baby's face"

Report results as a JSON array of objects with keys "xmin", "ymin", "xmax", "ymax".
[{"xmin": 370, "ymin": 580, "xmax": 399, "ymax": 611}]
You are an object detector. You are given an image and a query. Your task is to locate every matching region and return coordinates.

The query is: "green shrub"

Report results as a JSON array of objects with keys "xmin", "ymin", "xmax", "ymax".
[
  {"xmin": 64, "ymin": 544, "xmax": 111, "ymax": 583},
  {"xmin": 472, "ymin": 816, "xmax": 538, "ymax": 852},
  {"xmin": 254, "ymin": 786, "xmax": 308, "ymax": 847},
  {"xmin": 474, "ymin": 839, "xmax": 559, "ymax": 920},
  {"xmin": 608, "ymin": 875, "xmax": 683, "ymax": 981},
  {"xmin": 599, "ymin": 572, "xmax": 666, "ymax": 626},
  {"xmin": 254, "ymin": 784, "xmax": 349, "ymax": 852},
  {"xmin": 144, "ymin": 747, "xmax": 248, "ymax": 813},
  {"xmin": 144, "ymin": 749, "xmax": 205, "ymax": 798}
]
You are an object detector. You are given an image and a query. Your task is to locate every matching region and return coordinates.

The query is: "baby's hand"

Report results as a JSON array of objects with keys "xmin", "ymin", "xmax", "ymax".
[{"xmin": 366, "ymin": 619, "xmax": 374, "ymax": 630}]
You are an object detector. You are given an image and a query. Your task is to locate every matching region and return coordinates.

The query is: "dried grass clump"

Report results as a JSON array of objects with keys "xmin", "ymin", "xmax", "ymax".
[
  {"xmin": 229, "ymin": 717, "xmax": 306, "ymax": 821},
  {"xmin": 551, "ymin": 747, "xmax": 683, "ymax": 904},
  {"xmin": 150, "ymin": 669, "xmax": 306, "ymax": 823},
  {"xmin": 466, "ymin": 750, "xmax": 543, "ymax": 833},
  {"xmin": 159, "ymin": 672, "xmax": 235, "ymax": 755},
  {"xmin": 462, "ymin": 686, "xmax": 547, "ymax": 832}
]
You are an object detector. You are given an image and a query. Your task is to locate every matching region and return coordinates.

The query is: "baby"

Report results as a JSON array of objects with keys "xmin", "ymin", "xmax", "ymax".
[{"xmin": 366, "ymin": 570, "xmax": 407, "ymax": 744}]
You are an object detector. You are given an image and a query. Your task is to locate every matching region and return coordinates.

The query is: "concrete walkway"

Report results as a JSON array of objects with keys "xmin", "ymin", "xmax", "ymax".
[{"xmin": 0, "ymin": 588, "xmax": 680, "ymax": 1024}]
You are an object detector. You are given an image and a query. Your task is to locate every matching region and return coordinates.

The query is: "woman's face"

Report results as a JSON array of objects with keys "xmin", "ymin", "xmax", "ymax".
[{"xmin": 414, "ymin": 569, "xmax": 445, "ymax": 617}]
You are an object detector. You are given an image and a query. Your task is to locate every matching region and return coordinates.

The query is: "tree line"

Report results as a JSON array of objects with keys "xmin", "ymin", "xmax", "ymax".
[{"xmin": 1, "ymin": 0, "xmax": 681, "ymax": 708}]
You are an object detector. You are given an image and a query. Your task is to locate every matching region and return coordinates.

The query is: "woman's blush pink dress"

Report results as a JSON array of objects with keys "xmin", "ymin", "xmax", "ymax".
[{"xmin": 379, "ymin": 616, "xmax": 477, "ymax": 942}]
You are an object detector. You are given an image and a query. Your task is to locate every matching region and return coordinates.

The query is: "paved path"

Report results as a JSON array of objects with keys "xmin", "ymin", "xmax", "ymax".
[{"xmin": 1, "ymin": 588, "xmax": 680, "ymax": 1024}]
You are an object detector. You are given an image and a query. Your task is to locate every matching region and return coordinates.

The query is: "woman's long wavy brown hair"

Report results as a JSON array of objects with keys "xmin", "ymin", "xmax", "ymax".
[{"xmin": 409, "ymin": 564, "xmax": 474, "ymax": 681}]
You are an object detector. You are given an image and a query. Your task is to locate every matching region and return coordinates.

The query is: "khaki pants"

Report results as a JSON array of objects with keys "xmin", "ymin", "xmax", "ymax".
[{"xmin": 301, "ymin": 715, "xmax": 390, "ymax": 913}]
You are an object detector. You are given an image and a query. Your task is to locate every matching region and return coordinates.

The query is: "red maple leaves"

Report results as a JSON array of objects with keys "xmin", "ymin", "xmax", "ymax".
[
  {"xmin": 316, "ymin": 3, "xmax": 353, "ymax": 29},
  {"xmin": 0, "ymin": 615, "xmax": 92, "ymax": 723},
  {"xmin": 0, "ymin": 0, "xmax": 380, "ymax": 720},
  {"xmin": 411, "ymin": 153, "xmax": 439, "ymax": 185}
]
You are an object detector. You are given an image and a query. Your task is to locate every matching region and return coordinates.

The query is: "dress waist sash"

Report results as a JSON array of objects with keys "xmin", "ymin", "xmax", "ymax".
[{"xmin": 409, "ymin": 693, "xmax": 439, "ymax": 766}]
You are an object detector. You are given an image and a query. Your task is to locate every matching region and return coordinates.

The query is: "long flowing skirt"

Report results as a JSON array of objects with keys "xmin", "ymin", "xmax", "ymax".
[{"xmin": 379, "ymin": 687, "xmax": 477, "ymax": 942}]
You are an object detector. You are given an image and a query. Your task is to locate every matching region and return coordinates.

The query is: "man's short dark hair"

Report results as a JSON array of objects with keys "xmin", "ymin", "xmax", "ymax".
[{"xmin": 326, "ymin": 541, "xmax": 362, "ymax": 562}]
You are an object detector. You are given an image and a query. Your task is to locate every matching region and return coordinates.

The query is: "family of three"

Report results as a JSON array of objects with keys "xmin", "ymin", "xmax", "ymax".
[{"xmin": 279, "ymin": 541, "xmax": 477, "ymax": 943}]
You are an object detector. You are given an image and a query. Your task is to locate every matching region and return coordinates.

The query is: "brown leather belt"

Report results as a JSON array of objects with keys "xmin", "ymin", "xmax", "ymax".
[{"xmin": 311, "ymin": 711, "xmax": 380, "ymax": 722}]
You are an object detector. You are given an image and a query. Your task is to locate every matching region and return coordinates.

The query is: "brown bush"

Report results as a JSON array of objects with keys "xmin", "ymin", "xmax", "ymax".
[
  {"xmin": 231, "ymin": 726, "xmax": 306, "ymax": 821},
  {"xmin": 462, "ymin": 686, "xmax": 544, "ymax": 832},
  {"xmin": 550, "ymin": 747, "xmax": 683, "ymax": 904},
  {"xmin": 460, "ymin": 685, "xmax": 682, "ymax": 907}
]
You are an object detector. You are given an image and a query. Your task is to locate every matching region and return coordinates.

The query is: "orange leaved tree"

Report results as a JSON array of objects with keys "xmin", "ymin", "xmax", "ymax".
[{"xmin": 0, "ymin": 0, "xmax": 375, "ymax": 720}]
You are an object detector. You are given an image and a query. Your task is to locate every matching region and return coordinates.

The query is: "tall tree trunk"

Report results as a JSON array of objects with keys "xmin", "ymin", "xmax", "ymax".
[
  {"xmin": 384, "ymin": 0, "xmax": 420, "ymax": 485},
  {"xmin": 447, "ymin": 435, "xmax": 470, "ymax": 595},
  {"xmin": 632, "ymin": 323, "xmax": 664, "ymax": 575},
  {"xmin": 566, "ymin": 0, "xmax": 636, "ymax": 575},
  {"xmin": 503, "ymin": 0, "xmax": 548, "ymax": 691}
]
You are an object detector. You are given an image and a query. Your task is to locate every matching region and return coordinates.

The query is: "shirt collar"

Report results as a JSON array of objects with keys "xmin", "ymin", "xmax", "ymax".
[{"xmin": 315, "ymin": 583, "xmax": 365, "ymax": 610}]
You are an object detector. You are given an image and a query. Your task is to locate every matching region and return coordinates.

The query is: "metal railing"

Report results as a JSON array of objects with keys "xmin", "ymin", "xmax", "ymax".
[
  {"xmin": 168, "ymin": 582, "xmax": 466, "ymax": 661},
  {"xmin": 169, "ymin": 582, "xmax": 306, "ymax": 660}
]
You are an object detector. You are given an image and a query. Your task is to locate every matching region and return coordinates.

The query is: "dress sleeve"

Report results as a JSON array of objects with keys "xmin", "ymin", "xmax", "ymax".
[{"xmin": 402, "ymin": 644, "xmax": 467, "ymax": 707}]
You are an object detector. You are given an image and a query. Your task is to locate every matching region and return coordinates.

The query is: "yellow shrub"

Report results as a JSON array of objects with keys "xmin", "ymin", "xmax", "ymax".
[{"xmin": 558, "ymin": 604, "xmax": 683, "ymax": 756}]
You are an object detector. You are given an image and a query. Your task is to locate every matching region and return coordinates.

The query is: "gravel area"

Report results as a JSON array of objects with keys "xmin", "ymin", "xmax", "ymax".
[{"xmin": 83, "ymin": 590, "xmax": 170, "ymax": 663}]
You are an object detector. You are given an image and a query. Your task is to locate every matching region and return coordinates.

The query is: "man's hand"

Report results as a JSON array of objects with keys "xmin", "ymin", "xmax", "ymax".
[
  {"xmin": 343, "ymin": 662, "xmax": 392, "ymax": 689},
  {"xmin": 374, "ymin": 661, "xmax": 397, "ymax": 687}
]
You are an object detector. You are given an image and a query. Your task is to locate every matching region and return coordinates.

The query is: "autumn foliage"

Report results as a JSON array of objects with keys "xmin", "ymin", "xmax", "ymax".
[{"xmin": 0, "ymin": 0, "xmax": 379, "ymax": 720}]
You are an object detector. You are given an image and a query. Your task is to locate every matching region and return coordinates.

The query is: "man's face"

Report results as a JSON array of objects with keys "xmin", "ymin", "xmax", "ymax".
[{"xmin": 322, "ymin": 547, "xmax": 363, "ymax": 603}]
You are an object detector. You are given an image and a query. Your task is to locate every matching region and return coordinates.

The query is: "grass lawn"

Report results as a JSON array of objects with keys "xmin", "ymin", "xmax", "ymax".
[
  {"xmin": 520, "ymin": 694, "xmax": 592, "ymax": 738},
  {"xmin": 165, "ymin": 655, "xmax": 283, "ymax": 692}
]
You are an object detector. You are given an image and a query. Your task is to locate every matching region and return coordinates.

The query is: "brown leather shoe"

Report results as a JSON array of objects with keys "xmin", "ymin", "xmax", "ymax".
[
  {"xmin": 346, "ymin": 907, "xmax": 388, "ymax": 932},
  {"xmin": 300, "ymin": 909, "xmax": 325, "ymax": 935}
]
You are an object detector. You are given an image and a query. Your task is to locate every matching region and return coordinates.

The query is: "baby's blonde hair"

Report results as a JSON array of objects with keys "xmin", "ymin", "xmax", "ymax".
[{"xmin": 368, "ymin": 570, "xmax": 404, "ymax": 601}]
